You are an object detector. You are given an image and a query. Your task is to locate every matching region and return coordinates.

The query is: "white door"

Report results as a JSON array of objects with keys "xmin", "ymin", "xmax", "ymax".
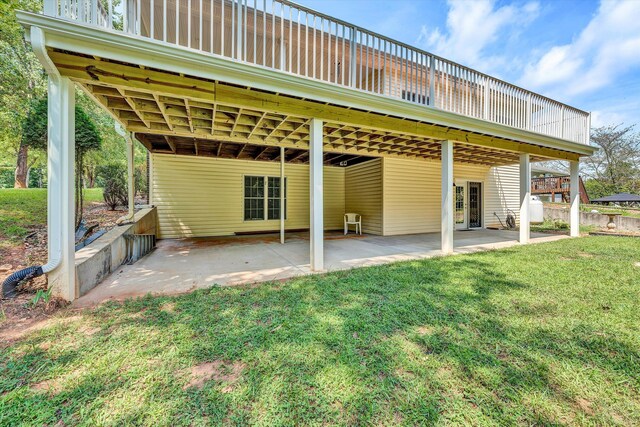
[{"xmin": 455, "ymin": 184, "xmax": 468, "ymax": 230}]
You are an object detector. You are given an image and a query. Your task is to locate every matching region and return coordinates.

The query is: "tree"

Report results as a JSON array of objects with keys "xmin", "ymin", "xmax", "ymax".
[
  {"xmin": 0, "ymin": 0, "xmax": 46, "ymax": 188},
  {"xmin": 582, "ymin": 125, "xmax": 640, "ymax": 199},
  {"xmin": 22, "ymin": 97, "xmax": 102, "ymax": 227}
]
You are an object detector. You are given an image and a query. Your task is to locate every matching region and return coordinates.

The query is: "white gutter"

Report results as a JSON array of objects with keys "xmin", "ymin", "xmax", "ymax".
[{"xmin": 30, "ymin": 26, "xmax": 61, "ymax": 274}]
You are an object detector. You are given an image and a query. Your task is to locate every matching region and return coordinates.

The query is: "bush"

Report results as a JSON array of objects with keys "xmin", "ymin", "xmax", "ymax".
[
  {"xmin": 97, "ymin": 163, "xmax": 128, "ymax": 210},
  {"xmin": 553, "ymin": 219, "xmax": 569, "ymax": 230}
]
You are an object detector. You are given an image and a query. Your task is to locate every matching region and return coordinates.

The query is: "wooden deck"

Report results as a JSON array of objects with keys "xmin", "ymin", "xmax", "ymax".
[
  {"xmin": 41, "ymin": 0, "xmax": 590, "ymax": 145},
  {"xmin": 531, "ymin": 176, "xmax": 590, "ymax": 203}
]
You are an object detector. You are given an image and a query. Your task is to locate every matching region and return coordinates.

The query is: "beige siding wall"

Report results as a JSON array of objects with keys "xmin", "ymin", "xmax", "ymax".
[
  {"xmin": 151, "ymin": 154, "xmax": 521, "ymax": 239},
  {"xmin": 382, "ymin": 157, "xmax": 520, "ymax": 235},
  {"xmin": 484, "ymin": 165, "xmax": 521, "ymax": 228},
  {"xmin": 382, "ymin": 157, "xmax": 440, "ymax": 235},
  {"xmin": 151, "ymin": 154, "xmax": 345, "ymax": 238},
  {"xmin": 345, "ymin": 159, "xmax": 383, "ymax": 235}
]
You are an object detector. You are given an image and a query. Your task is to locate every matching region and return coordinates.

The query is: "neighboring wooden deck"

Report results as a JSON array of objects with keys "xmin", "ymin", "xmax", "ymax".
[{"xmin": 531, "ymin": 176, "xmax": 590, "ymax": 203}]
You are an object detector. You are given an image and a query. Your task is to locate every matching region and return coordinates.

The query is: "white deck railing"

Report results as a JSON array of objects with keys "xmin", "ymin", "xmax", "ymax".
[{"xmin": 43, "ymin": 0, "xmax": 591, "ymax": 145}]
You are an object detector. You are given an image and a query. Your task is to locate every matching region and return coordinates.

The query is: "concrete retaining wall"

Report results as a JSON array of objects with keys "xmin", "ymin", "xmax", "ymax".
[
  {"xmin": 74, "ymin": 207, "xmax": 157, "ymax": 297},
  {"xmin": 544, "ymin": 206, "xmax": 640, "ymax": 232}
]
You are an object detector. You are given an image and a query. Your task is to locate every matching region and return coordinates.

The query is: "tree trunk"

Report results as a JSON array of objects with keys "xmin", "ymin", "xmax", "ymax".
[
  {"xmin": 86, "ymin": 165, "xmax": 96, "ymax": 188},
  {"xmin": 14, "ymin": 143, "xmax": 29, "ymax": 188},
  {"xmin": 75, "ymin": 154, "xmax": 84, "ymax": 230}
]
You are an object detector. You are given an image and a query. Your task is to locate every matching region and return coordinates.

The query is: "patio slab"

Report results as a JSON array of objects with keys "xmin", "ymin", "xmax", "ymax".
[{"xmin": 74, "ymin": 230, "xmax": 567, "ymax": 307}]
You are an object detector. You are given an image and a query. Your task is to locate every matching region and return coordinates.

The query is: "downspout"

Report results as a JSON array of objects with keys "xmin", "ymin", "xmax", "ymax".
[
  {"xmin": 3, "ymin": 27, "xmax": 61, "ymax": 297},
  {"xmin": 115, "ymin": 125, "xmax": 135, "ymax": 224},
  {"xmin": 31, "ymin": 26, "xmax": 62, "ymax": 275}
]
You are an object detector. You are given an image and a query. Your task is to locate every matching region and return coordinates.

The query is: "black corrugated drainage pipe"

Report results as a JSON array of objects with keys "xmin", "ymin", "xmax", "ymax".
[{"xmin": 2, "ymin": 266, "xmax": 44, "ymax": 299}]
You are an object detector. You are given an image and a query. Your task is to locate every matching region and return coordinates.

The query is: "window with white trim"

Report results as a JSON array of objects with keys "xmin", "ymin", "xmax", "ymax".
[{"xmin": 244, "ymin": 176, "xmax": 287, "ymax": 221}]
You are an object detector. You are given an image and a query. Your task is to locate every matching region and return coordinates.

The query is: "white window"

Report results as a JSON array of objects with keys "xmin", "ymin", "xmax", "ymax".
[{"xmin": 244, "ymin": 176, "xmax": 286, "ymax": 221}]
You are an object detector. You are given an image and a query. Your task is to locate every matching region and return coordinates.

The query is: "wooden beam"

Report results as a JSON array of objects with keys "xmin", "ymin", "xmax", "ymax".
[
  {"xmin": 230, "ymin": 108, "xmax": 243, "ymax": 137},
  {"xmin": 153, "ymin": 94, "xmax": 174, "ymax": 131},
  {"xmin": 290, "ymin": 150, "xmax": 308, "ymax": 162},
  {"xmin": 51, "ymin": 51, "xmax": 581, "ymax": 161},
  {"xmin": 116, "ymin": 88, "xmax": 150, "ymax": 128},
  {"xmin": 236, "ymin": 144, "xmax": 246, "ymax": 158},
  {"xmin": 184, "ymin": 99, "xmax": 194, "ymax": 133},
  {"xmin": 265, "ymin": 115, "xmax": 291, "ymax": 140},
  {"xmin": 247, "ymin": 111, "xmax": 267, "ymax": 139},
  {"xmin": 211, "ymin": 103, "xmax": 217, "ymax": 135},
  {"xmin": 163, "ymin": 135, "xmax": 176, "ymax": 153},
  {"xmin": 254, "ymin": 146, "xmax": 269, "ymax": 160},
  {"xmin": 50, "ymin": 51, "xmax": 216, "ymax": 102},
  {"xmin": 213, "ymin": 83, "xmax": 581, "ymax": 161}
]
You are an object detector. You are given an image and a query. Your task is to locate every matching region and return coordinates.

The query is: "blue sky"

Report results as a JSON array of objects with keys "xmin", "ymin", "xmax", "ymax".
[{"xmin": 295, "ymin": 0, "xmax": 640, "ymax": 128}]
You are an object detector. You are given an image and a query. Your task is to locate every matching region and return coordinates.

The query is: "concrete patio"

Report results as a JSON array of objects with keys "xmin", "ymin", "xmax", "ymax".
[{"xmin": 75, "ymin": 229, "xmax": 567, "ymax": 306}]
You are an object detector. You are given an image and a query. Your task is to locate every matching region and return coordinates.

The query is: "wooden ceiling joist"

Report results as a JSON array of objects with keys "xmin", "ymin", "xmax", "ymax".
[{"xmin": 52, "ymin": 50, "xmax": 574, "ymax": 166}]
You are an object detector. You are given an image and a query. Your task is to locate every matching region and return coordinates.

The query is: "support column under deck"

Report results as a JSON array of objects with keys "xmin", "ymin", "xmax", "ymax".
[
  {"xmin": 126, "ymin": 132, "xmax": 135, "ymax": 219},
  {"xmin": 441, "ymin": 140, "xmax": 454, "ymax": 254},
  {"xmin": 309, "ymin": 118, "xmax": 324, "ymax": 270},
  {"xmin": 570, "ymin": 160, "xmax": 580, "ymax": 237},
  {"xmin": 280, "ymin": 146, "xmax": 285, "ymax": 244},
  {"xmin": 47, "ymin": 76, "xmax": 76, "ymax": 301},
  {"xmin": 519, "ymin": 153, "xmax": 531, "ymax": 244}
]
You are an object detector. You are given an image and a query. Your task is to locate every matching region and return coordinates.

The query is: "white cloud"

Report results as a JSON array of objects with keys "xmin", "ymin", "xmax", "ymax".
[
  {"xmin": 590, "ymin": 110, "xmax": 628, "ymax": 127},
  {"xmin": 521, "ymin": 0, "xmax": 640, "ymax": 97},
  {"xmin": 416, "ymin": 0, "xmax": 540, "ymax": 73}
]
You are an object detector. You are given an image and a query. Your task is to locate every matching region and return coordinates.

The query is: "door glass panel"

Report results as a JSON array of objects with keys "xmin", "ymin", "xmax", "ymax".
[
  {"xmin": 469, "ymin": 182, "xmax": 482, "ymax": 228},
  {"xmin": 455, "ymin": 186, "xmax": 465, "ymax": 225}
]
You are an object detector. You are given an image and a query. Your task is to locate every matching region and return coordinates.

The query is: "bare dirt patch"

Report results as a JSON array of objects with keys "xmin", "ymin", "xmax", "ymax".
[
  {"xmin": 0, "ymin": 201, "xmax": 123, "ymax": 343},
  {"xmin": 416, "ymin": 325, "xmax": 434, "ymax": 335},
  {"xmin": 79, "ymin": 325, "xmax": 101, "ymax": 336},
  {"xmin": 182, "ymin": 360, "xmax": 246, "ymax": 391},
  {"xmin": 31, "ymin": 378, "xmax": 62, "ymax": 394},
  {"xmin": 159, "ymin": 302, "xmax": 176, "ymax": 313},
  {"xmin": 0, "ymin": 296, "xmax": 68, "ymax": 346},
  {"xmin": 575, "ymin": 397, "xmax": 595, "ymax": 416}
]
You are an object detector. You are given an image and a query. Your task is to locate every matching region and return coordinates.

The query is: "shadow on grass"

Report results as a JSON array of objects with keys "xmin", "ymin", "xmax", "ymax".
[{"xmin": 1, "ymin": 239, "xmax": 639, "ymax": 425}]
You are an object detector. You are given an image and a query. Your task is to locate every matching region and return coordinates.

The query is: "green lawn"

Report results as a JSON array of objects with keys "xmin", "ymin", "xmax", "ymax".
[
  {"xmin": 530, "ymin": 219, "xmax": 596, "ymax": 234},
  {"xmin": 0, "ymin": 188, "xmax": 103, "ymax": 240},
  {"xmin": 1, "ymin": 237, "xmax": 639, "ymax": 426}
]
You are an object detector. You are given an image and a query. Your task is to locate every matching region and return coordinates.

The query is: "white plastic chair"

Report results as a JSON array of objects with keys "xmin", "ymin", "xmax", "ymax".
[{"xmin": 344, "ymin": 213, "xmax": 362, "ymax": 235}]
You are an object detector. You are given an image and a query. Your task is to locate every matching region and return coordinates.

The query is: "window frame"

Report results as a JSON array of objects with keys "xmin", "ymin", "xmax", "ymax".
[{"xmin": 243, "ymin": 175, "xmax": 287, "ymax": 222}]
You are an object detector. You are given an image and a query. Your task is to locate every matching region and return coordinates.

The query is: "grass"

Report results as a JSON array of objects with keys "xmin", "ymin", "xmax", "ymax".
[
  {"xmin": 1, "ymin": 236, "xmax": 639, "ymax": 426},
  {"xmin": 0, "ymin": 188, "xmax": 103, "ymax": 240},
  {"xmin": 530, "ymin": 219, "xmax": 596, "ymax": 234}
]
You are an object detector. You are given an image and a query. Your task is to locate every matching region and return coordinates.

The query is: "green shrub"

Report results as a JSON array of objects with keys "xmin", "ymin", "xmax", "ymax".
[
  {"xmin": 97, "ymin": 163, "xmax": 128, "ymax": 210},
  {"xmin": 552, "ymin": 219, "xmax": 569, "ymax": 229}
]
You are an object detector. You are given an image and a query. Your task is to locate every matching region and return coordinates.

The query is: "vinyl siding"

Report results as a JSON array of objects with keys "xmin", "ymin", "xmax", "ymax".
[
  {"xmin": 382, "ymin": 157, "xmax": 440, "ymax": 235},
  {"xmin": 484, "ymin": 165, "xmax": 521, "ymax": 228},
  {"xmin": 151, "ymin": 154, "xmax": 345, "ymax": 238},
  {"xmin": 345, "ymin": 159, "xmax": 383, "ymax": 235},
  {"xmin": 382, "ymin": 157, "xmax": 520, "ymax": 235}
]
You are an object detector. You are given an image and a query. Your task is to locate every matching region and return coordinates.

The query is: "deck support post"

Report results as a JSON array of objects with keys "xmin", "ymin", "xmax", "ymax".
[
  {"xmin": 126, "ymin": 132, "xmax": 135, "ymax": 219},
  {"xmin": 47, "ymin": 76, "xmax": 76, "ymax": 301},
  {"xmin": 280, "ymin": 146, "xmax": 285, "ymax": 244},
  {"xmin": 441, "ymin": 140, "xmax": 454, "ymax": 254},
  {"xmin": 309, "ymin": 118, "xmax": 324, "ymax": 270},
  {"xmin": 570, "ymin": 160, "xmax": 580, "ymax": 237},
  {"xmin": 519, "ymin": 153, "xmax": 531, "ymax": 244}
]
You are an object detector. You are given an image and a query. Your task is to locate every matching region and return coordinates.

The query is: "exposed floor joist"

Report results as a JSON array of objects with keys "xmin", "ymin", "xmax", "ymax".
[{"xmin": 50, "ymin": 50, "xmax": 580, "ymax": 165}]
